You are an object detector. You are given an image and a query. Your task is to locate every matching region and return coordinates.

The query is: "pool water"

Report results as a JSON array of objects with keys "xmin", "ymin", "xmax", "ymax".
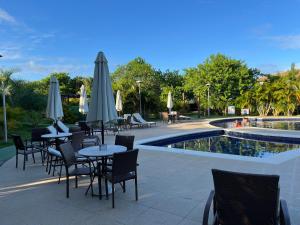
[
  {"xmin": 216, "ymin": 120, "xmax": 300, "ymax": 130},
  {"xmin": 163, "ymin": 135, "xmax": 300, "ymax": 158}
]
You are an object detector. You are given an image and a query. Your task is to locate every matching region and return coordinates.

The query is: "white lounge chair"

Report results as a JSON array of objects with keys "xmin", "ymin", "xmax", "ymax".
[
  {"xmin": 133, "ymin": 113, "xmax": 156, "ymax": 127},
  {"xmin": 57, "ymin": 120, "xmax": 70, "ymax": 133}
]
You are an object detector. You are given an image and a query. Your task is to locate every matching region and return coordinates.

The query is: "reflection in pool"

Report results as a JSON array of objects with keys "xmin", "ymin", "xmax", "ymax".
[{"xmin": 163, "ymin": 135, "xmax": 300, "ymax": 158}]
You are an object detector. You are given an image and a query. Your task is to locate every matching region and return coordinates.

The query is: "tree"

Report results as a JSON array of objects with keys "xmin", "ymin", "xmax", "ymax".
[
  {"xmin": 0, "ymin": 69, "xmax": 14, "ymax": 142},
  {"xmin": 111, "ymin": 57, "xmax": 162, "ymax": 115},
  {"xmin": 184, "ymin": 54, "xmax": 259, "ymax": 116}
]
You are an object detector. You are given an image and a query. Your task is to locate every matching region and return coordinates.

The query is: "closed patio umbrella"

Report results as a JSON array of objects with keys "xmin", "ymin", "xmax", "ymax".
[
  {"xmin": 79, "ymin": 84, "xmax": 89, "ymax": 114},
  {"xmin": 115, "ymin": 90, "xmax": 122, "ymax": 115},
  {"xmin": 46, "ymin": 76, "xmax": 64, "ymax": 132},
  {"xmin": 87, "ymin": 51, "xmax": 118, "ymax": 144},
  {"xmin": 167, "ymin": 91, "xmax": 173, "ymax": 113}
]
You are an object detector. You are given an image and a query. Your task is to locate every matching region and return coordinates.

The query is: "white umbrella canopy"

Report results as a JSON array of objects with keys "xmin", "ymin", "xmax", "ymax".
[
  {"xmin": 87, "ymin": 51, "xmax": 118, "ymax": 143},
  {"xmin": 79, "ymin": 84, "xmax": 89, "ymax": 114},
  {"xmin": 46, "ymin": 76, "xmax": 64, "ymax": 123},
  {"xmin": 167, "ymin": 91, "xmax": 173, "ymax": 113},
  {"xmin": 115, "ymin": 90, "xmax": 123, "ymax": 113}
]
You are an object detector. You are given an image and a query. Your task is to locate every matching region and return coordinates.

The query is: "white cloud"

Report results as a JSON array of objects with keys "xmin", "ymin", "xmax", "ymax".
[
  {"xmin": 266, "ymin": 35, "xmax": 300, "ymax": 49},
  {"xmin": 0, "ymin": 8, "xmax": 16, "ymax": 24}
]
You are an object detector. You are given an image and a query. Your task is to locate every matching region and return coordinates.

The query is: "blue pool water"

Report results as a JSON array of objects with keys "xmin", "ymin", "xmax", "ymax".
[
  {"xmin": 214, "ymin": 119, "xmax": 300, "ymax": 130},
  {"xmin": 150, "ymin": 134, "xmax": 300, "ymax": 158}
]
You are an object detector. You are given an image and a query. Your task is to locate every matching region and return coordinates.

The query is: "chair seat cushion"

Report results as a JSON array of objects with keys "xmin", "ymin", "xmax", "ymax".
[{"xmin": 48, "ymin": 148, "xmax": 62, "ymax": 157}]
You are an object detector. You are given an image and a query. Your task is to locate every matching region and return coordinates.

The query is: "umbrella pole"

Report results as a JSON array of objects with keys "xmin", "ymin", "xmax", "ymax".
[{"xmin": 101, "ymin": 120, "xmax": 104, "ymax": 144}]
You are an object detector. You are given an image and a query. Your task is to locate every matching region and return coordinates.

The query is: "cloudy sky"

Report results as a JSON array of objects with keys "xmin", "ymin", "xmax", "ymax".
[{"xmin": 0, "ymin": 0, "xmax": 300, "ymax": 80}]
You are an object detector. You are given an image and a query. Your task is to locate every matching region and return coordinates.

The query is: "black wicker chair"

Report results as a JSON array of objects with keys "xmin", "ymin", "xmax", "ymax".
[
  {"xmin": 12, "ymin": 134, "xmax": 42, "ymax": 170},
  {"xmin": 115, "ymin": 135, "xmax": 135, "ymax": 151},
  {"xmin": 31, "ymin": 128, "xmax": 49, "ymax": 163},
  {"xmin": 202, "ymin": 169, "xmax": 291, "ymax": 225},
  {"xmin": 101, "ymin": 149, "xmax": 139, "ymax": 208},
  {"xmin": 78, "ymin": 121, "xmax": 92, "ymax": 135},
  {"xmin": 59, "ymin": 141, "xmax": 94, "ymax": 198}
]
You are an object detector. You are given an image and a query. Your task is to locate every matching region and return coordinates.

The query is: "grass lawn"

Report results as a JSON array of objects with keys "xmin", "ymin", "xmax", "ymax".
[{"xmin": 0, "ymin": 146, "xmax": 15, "ymax": 166}]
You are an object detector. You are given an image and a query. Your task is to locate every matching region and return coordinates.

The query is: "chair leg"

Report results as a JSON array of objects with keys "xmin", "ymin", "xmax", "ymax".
[
  {"xmin": 52, "ymin": 158, "xmax": 57, "ymax": 176},
  {"xmin": 112, "ymin": 183, "xmax": 115, "ymax": 208},
  {"xmin": 66, "ymin": 175, "xmax": 69, "ymax": 198},
  {"xmin": 46, "ymin": 154, "xmax": 49, "ymax": 172},
  {"xmin": 32, "ymin": 152, "xmax": 35, "ymax": 163},
  {"xmin": 135, "ymin": 177, "xmax": 138, "ymax": 201},
  {"xmin": 23, "ymin": 154, "xmax": 26, "ymax": 170},
  {"xmin": 122, "ymin": 181, "xmax": 126, "ymax": 193},
  {"xmin": 58, "ymin": 164, "xmax": 63, "ymax": 184},
  {"xmin": 40, "ymin": 151, "xmax": 44, "ymax": 164},
  {"xmin": 75, "ymin": 175, "xmax": 78, "ymax": 188},
  {"xmin": 48, "ymin": 155, "xmax": 53, "ymax": 175},
  {"xmin": 98, "ymin": 177, "xmax": 101, "ymax": 199},
  {"xmin": 105, "ymin": 179, "xmax": 108, "ymax": 199}
]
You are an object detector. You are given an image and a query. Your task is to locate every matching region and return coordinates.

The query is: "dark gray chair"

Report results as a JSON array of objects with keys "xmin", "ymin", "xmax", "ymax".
[
  {"xmin": 203, "ymin": 169, "xmax": 291, "ymax": 225},
  {"xmin": 115, "ymin": 135, "xmax": 135, "ymax": 151},
  {"xmin": 101, "ymin": 149, "xmax": 139, "ymax": 208},
  {"xmin": 60, "ymin": 141, "xmax": 94, "ymax": 198},
  {"xmin": 12, "ymin": 134, "xmax": 42, "ymax": 170}
]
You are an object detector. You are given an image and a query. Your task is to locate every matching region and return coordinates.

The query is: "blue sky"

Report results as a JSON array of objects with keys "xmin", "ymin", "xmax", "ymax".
[{"xmin": 0, "ymin": 0, "xmax": 300, "ymax": 80}]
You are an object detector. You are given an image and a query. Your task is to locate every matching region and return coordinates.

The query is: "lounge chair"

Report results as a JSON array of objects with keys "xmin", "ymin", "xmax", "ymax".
[
  {"xmin": 124, "ymin": 114, "xmax": 141, "ymax": 129},
  {"xmin": 57, "ymin": 120, "xmax": 69, "ymax": 133},
  {"xmin": 203, "ymin": 169, "xmax": 291, "ymax": 225},
  {"xmin": 133, "ymin": 113, "xmax": 156, "ymax": 127}
]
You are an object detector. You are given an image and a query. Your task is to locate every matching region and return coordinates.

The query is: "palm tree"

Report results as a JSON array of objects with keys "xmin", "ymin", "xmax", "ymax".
[{"xmin": 0, "ymin": 69, "xmax": 14, "ymax": 142}]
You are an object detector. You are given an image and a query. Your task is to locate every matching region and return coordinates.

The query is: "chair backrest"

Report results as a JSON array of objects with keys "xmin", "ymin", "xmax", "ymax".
[
  {"xmin": 57, "ymin": 120, "xmax": 69, "ymax": 133},
  {"xmin": 123, "ymin": 114, "xmax": 131, "ymax": 120},
  {"xmin": 71, "ymin": 131, "xmax": 85, "ymax": 152},
  {"xmin": 78, "ymin": 121, "xmax": 91, "ymax": 134},
  {"xmin": 115, "ymin": 135, "xmax": 135, "ymax": 151},
  {"xmin": 212, "ymin": 169, "xmax": 280, "ymax": 225},
  {"xmin": 47, "ymin": 125, "xmax": 57, "ymax": 134},
  {"xmin": 59, "ymin": 141, "xmax": 77, "ymax": 167},
  {"xmin": 11, "ymin": 134, "xmax": 25, "ymax": 150},
  {"xmin": 126, "ymin": 115, "xmax": 131, "ymax": 124},
  {"xmin": 112, "ymin": 149, "xmax": 138, "ymax": 176},
  {"xmin": 31, "ymin": 128, "xmax": 49, "ymax": 142},
  {"xmin": 133, "ymin": 113, "xmax": 146, "ymax": 123}
]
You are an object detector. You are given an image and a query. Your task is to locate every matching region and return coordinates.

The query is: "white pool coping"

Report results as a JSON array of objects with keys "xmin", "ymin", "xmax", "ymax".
[{"xmin": 135, "ymin": 128, "xmax": 300, "ymax": 165}]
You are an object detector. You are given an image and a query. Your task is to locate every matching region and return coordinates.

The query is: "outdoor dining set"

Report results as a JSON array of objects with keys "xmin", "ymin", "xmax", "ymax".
[{"xmin": 12, "ymin": 121, "xmax": 139, "ymax": 208}]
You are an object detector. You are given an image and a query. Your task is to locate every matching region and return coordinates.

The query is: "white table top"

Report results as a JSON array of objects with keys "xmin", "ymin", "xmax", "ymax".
[
  {"xmin": 41, "ymin": 132, "xmax": 72, "ymax": 138},
  {"xmin": 79, "ymin": 145, "xmax": 126, "ymax": 157}
]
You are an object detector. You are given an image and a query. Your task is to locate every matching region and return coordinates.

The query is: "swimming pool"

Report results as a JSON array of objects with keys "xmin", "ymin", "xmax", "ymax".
[
  {"xmin": 163, "ymin": 135, "xmax": 300, "ymax": 158},
  {"xmin": 142, "ymin": 130, "xmax": 300, "ymax": 158},
  {"xmin": 212, "ymin": 118, "xmax": 300, "ymax": 130}
]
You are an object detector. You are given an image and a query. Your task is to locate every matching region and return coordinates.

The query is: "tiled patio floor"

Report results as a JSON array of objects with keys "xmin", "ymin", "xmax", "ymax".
[{"xmin": 1, "ymin": 120, "xmax": 300, "ymax": 225}]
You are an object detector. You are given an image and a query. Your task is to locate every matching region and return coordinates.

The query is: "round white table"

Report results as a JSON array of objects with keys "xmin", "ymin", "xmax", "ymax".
[
  {"xmin": 78, "ymin": 144, "xmax": 126, "ymax": 158},
  {"xmin": 41, "ymin": 132, "xmax": 72, "ymax": 149},
  {"xmin": 78, "ymin": 144, "xmax": 127, "ymax": 197}
]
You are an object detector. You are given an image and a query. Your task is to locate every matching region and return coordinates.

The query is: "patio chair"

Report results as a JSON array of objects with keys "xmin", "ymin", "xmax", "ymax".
[
  {"xmin": 133, "ymin": 113, "xmax": 156, "ymax": 127},
  {"xmin": 78, "ymin": 121, "xmax": 92, "ymax": 135},
  {"xmin": 59, "ymin": 141, "xmax": 94, "ymax": 198},
  {"xmin": 12, "ymin": 134, "xmax": 42, "ymax": 170},
  {"xmin": 57, "ymin": 120, "xmax": 69, "ymax": 133},
  {"xmin": 115, "ymin": 135, "xmax": 135, "ymax": 151},
  {"xmin": 70, "ymin": 131, "xmax": 97, "ymax": 160},
  {"xmin": 31, "ymin": 127, "xmax": 49, "ymax": 163},
  {"xmin": 101, "ymin": 149, "xmax": 139, "ymax": 208},
  {"xmin": 202, "ymin": 169, "xmax": 291, "ymax": 225}
]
